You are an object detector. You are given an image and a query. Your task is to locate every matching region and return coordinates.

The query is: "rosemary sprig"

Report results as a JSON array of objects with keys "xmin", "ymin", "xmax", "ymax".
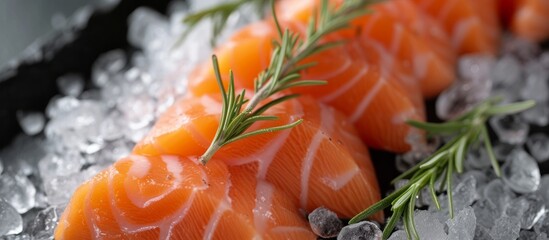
[
  {"xmin": 182, "ymin": 0, "xmax": 269, "ymax": 46},
  {"xmin": 349, "ymin": 98, "xmax": 535, "ymax": 239},
  {"xmin": 198, "ymin": 0, "xmax": 372, "ymax": 165}
]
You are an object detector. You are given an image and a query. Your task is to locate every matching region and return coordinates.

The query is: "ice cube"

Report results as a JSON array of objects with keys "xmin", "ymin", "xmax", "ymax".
[
  {"xmin": 414, "ymin": 210, "xmax": 448, "ymax": 240},
  {"xmin": 387, "ymin": 230, "xmax": 407, "ymax": 240},
  {"xmin": 28, "ymin": 206, "xmax": 63, "ymax": 239},
  {"xmin": 538, "ymin": 176, "xmax": 549, "ymax": 204},
  {"xmin": 43, "ymin": 173, "xmax": 84, "ymax": 206},
  {"xmin": 117, "ymin": 94, "xmax": 155, "ymax": 130},
  {"xmin": 128, "ymin": 7, "xmax": 170, "ymax": 51},
  {"xmin": 535, "ymin": 215, "xmax": 549, "ymax": 236},
  {"xmin": 0, "ymin": 135, "xmax": 44, "ymax": 176},
  {"xmin": 483, "ymin": 179, "xmax": 515, "ymax": 212},
  {"xmin": 92, "ymin": 49, "xmax": 126, "ymax": 87},
  {"xmin": 492, "ymin": 55, "xmax": 522, "ymax": 87},
  {"xmin": 506, "ymin": 194, "xmax": 546, "ymax": 229},
  {"xmin": 526, "ymin": 133, "xmax": 549, "ymax": 162},
  {"xmin": 492, "ymin": 143, "xmax": 518, "ymax": 161},
  {"xmin": 0, "ymin": 199, "xmax": 23, "ymax": 236},
  {"xmin": 45, "ymin": 96, "xmax": 80, "ymax": 118},
  {"xmin": 16, "ymin": 111, "xmax": 45, "ymax": 136},
  {"xmin": 520, "ymin": 230, "xmax": 538, "ymax": 240},
  {"xmin": 465, "ymin": 147, "xmax": 492, "ymax": 170},
  {"xmin": 501, "ymin": 35, "xmax": 540, "ymax": 61},
  {"xmin": 308, "ymin": 207, "xmax": 343, "ymax": 238},
  {"xmin": 447, "ymin": 206, "xmax": 476, "ymax": 240},
  {"xmin": 474, "ymin": 226, "xmax": 493, "ymax": 240},
  {"xmin": 522, "ymin": 102, "xmax": 549, "ymax": 126},
  {"xmin": 437, "ymin": 55, "xmax": 494, "ymax": 120},
  {"xmin": 473, "ymin": 199, "xmax": 501, "ymax": 230},
  {"xmin": 520, "ymin": 69, "xmax": 549, "ymax": 102},
  {"xmin": 453, "ymin": 175, "xmax": 478, "ymax": 210},
  {"xmin": 337, "ymin": 221, "xmax": 382, "ymax": 240},
  {"xmin": 489, "ymin": 215, "xmax": 521, "ymax": 240},
  {"xmin": 489, "ymin": 114, "xmax": 529, "ymax": 145},
  {"xmin": 56, "ymin": 74, "xmax": 84, "ymax": 97},
  {"xmin": 38, "ymin": 151, "xmax": 85, "ymax": 182},
  {"xmin": 0, "ymin": 173, "xmax": 36, "ymax": 213},
  {"xmin": 502, "ymin": 149, "xmax": 540, "ymax": 193}
]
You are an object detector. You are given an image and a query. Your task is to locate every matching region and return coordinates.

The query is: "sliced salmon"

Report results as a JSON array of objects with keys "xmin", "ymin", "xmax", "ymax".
[
  {"xmin": 409, "ymin": 0, "xmax": 501, "ymax": 55},
  {"xmin": 188, "ymin": 19, "xmax": 425, "ymax": 152},
  {"xmin": 511, "ymin": 0, "xmax": 549, "ymax": 42},
  {"xmin": 134, "ymin": 94, "xmax": 382, "ymax": 219},
  {"xmin": 55, "ymin": 155, "xmax": 316, "ymax": 239},
  {"xmin": 276, "ymin": 0, "xmax": 456, "ymax": 98}
]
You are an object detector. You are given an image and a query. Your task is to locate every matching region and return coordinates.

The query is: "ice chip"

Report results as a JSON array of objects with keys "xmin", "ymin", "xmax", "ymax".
[
  {"xmin": 535, "ymin": 215, "xmax": 549, "ymax": 236},
  {"xmin": 0, "ymin": 199, "xmax": 23, "ymax": 236},
  {"xmin": 16, "ymin": 111, "xmax": 46, "ymax": 136},
  {"xmin": 520, "ymin": 69, "xmax": 549, "ymax": 102},
  {"xmin": 45, "ymin": 96, "xmax": 80, "ymax": 118},
  {"xmin": 437, "ymin": 55, "xmax": 493, "ymax": 120},
  {"xmin": 38, "ymin": 151, "xmax": 85, "ymax": 182},
  {"xmin": 56, "ymin": 74, "xmax": 84, "ymax": 97},
  {"xmin": 501, "ymin": 35, "xmax": 540, "ymax": 61},
  {"xmin": 502, "ymin": 149, "xmax": 540, "ymax": 193},
  {"xmin": 446, "ymin": 206, "xmax": 476, "ymax": 240},
  {"xmin": 520, "ymin": 230, "xmax": 539, "ymax": 240},
  {"xmin": 452, "ymin": 175, "xmax": 478, "ymax": 211},
  {"xmin": 414, "ymin": 210, "xmax": 449, "ymax": 240},
  {"xmin": 308, "ymin": 207, "xmax": 343, "ymax": 238},
  {"xmin": 337, "ymin": 221, "xmax": 382, "ymax": 240},
  {"xmin": 506, "ymin": 194, "xmax": 546, "ymax": 229},
  {"xmin": 128, "ymin": 7, "xmax": 170, "ymax": 51},
  {"xmin": 0, "ymin": 173, "xmax": 36, "ymax": 214},
  {"xmin": 92, "ymin": 49, "xmax": 126, "ymax": 87},
  {"xmin": 489, "ymin": 215, "xmax": 520, "ymax": 240},
  {"xmin": 387, "ymin": 230, "xmax": 407, "ymax": 240},
  {"xmin": 43, "ymin": 173, "xmax": 84, "ymax": 206},
  {"xmin": 474, "ymin": 226, "xmax": 493, "ymax": 240},
  {"xmin": 29, "ymin": 206, "xmax": 63, "ymax": 239},
  {"xmin": 489, "ymin": 114, "xmax": 529, "ymax": 145},
  {"xmin": 522, "ymin": 102, "xmax": 549, "ymax": 126},
  {"xmin": 118, "ymin": 94, "xmax": 155, "ymax": 130},
  {"xmin": 466, "ymin": 147, "xmax": 492, "ymax": 170},
  {"xmin": 538, "ymin": 176, "xmax": 549, "ymax": 204},
  {"xmin": 473, "ymin": 199, "xmax": 501, "ymax": 229},
  {"xmin": 483, "ymin": 179, "xmax": 515, "ymax": 212},
  {"xmin": 492, "ymin": 55, "xmax": 522, "ymax": 87},
  {"xmin": 526, "ymin": 133, "xmax": 549, "ymax": 162}
]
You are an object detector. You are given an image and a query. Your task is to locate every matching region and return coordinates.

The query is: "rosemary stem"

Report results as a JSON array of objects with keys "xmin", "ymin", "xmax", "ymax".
[{"xmin": 199, "ymin": 142, "xmax": 222, "ymax": 165}]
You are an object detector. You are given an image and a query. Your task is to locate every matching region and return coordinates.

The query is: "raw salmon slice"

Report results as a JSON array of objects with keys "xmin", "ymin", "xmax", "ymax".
[
  {"xmin": 134, "ymin": 94, "xmax": 382, "ymax": 219},
  {"xmin": 188, "ymin": 19, "xmax": 425, "ymax": 152},
  {"xmin": 410, "ymin": 0, "xmax": 501, "ymax": 55},
  {"xmin": 276, "ymin": 0, "xmax": 456, "ymax": 98},
  {"xmin": 55, "ymin": 155, "xmax": 316, "ymax": 239},
  {"xmin": 512, "ymin": 0, "xmax": 549, "ymax": 42}
]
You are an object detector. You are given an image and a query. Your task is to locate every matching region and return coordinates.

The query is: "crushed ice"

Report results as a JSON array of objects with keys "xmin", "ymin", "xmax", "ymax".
[{"xmin": 388, "ymin": 34, "xmax": 549, "ymax": 240}]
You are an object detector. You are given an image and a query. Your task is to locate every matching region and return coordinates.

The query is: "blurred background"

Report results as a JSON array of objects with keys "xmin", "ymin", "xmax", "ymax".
[{"xmin": 0, "ymin": 0, "xmax": 92, "ymax": 67}]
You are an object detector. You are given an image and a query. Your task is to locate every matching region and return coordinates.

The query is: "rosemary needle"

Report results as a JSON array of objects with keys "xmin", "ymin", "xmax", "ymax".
[
  {"xmin": 182, "ymin": 0, "xmax": 269, "ymax": 46},
  {"xmin": 198, "ymin": 0, "xmax": 372, "ymax": 165},
  {"xmin": 349, "ymin": 98, "xmax": 535, "ymax": 239}
]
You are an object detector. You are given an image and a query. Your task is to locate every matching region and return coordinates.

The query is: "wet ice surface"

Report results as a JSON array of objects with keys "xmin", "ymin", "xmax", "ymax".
[
  {"xmin": 308, "ymin": 207, "xmax": 343, "ymax": 238},
  {"xmin": 0, "ymin": 1, "xmax": 255, "ymax": 238},
  {"xmin": 388, "ymin": 34, "xmax": 549, "ymax": 240}
]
